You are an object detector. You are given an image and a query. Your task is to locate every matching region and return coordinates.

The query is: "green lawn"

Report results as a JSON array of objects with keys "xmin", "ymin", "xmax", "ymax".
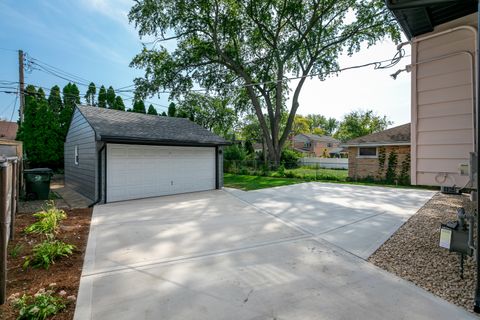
[
  {"xmin": 285, "ymin": 167, "xmax": 348, "ymax": 181},
  {"xmin": 224, "ymin": 173, "xmax": 307, "ymax": 191},
  {"xmin": 224, "ymin": 173, "xmax": 438, "ymax": 191}
]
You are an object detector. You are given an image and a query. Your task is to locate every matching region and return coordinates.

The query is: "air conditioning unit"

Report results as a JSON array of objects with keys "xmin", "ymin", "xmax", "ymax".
[{"xmin": 441, "ymin": 185, "xmax": 461, "ymax": 195}]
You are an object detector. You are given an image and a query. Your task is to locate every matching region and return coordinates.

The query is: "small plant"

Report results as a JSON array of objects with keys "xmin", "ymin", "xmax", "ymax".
[
  {"xmin": 23, "ymin": 240, "xmax": 75, "ymax": 270},
  {"xmin": 276, "ymin": 165, "xmax": 286, "ymax": 177},
  {"xmin": 10, "ymin": 243, "xmax": 24, "ymax": 258},
  {"xmin": 24, "ymin": 201, "xmax": 67, "ymax": 236},
  {"xmin": 10, "ymin": 289, "xmax": 67, "ymax": 320}
]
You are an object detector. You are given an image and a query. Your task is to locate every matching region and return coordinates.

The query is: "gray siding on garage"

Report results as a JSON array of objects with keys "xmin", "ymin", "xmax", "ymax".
[{"xmin": 64, "ymin": 108, "xmax": 97, "ymax": 201}]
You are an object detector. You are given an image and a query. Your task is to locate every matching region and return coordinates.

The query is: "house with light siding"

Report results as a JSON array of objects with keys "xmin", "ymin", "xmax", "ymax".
[
  {"xmin": 292, "ymin": 134, "xmax": 343, "ymax": 158},
  {"xmin": 343, "ymin": 124, "xmax": 411, "ymax": 182},
  {"xmin": 387, "ymin": 4, "xmax": 477, "ymax": 187}
]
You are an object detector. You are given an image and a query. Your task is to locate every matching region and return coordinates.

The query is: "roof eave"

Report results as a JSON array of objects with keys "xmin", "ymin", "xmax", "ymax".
[
  {"xmin": 99, "ymin": 135, "xmax": 231, "ymax": 147},
  {"xmin": 341, "ymin": 142, "xmax": 411, "ymax": 147}
]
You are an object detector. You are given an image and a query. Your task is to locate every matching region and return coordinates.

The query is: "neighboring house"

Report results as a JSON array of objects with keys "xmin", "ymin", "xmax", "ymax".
[
  {"xmin": 387, "ymin": 1, "xmax": 477, "ymax": 187},
  {"xmin": 0, "ymin": 121, "xmax": 22, "ymax": 160},
  {"xmin": 292, "ymin": 134, "xmax": 342, "ymax": 157},
  {"xmin": 64, "ymin": 105, "xmax": 229, "ymax": 203},
  {"xmin": 343, "ymin": 124, "xmax": 410, "ymax": 181},
  {"xmin": 0, "ymin": 120, "xmax": 18, "ymax": 140}
]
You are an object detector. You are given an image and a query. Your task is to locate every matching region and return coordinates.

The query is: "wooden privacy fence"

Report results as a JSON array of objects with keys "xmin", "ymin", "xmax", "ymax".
[{"xmin": 0, "ymin": 156, "xmax": 19, "ymax": 305}]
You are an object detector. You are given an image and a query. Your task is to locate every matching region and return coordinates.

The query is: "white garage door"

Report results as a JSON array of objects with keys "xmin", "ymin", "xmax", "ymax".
[{"xmin": 106, "ymin": 144, "xmax": 216, "ymax": 202}]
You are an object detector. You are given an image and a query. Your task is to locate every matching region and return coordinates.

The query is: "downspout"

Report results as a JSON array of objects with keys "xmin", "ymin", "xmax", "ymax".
[
  {"xmin": 89, "ymin": 144, "xmax": 106, "ymax": 207},
  {"xmin": 474, "ymin": 4, "xmax": 480, "ymax": 314}
]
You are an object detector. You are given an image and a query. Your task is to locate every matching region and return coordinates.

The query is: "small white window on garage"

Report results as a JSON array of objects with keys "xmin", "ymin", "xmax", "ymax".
[
  {"xmin": 74, "ymin": 145, "xmax": 79, "ymax": 165},
  {"xmin": 358, "ymin": 147, "xmax": 377, "ymax": 157}
]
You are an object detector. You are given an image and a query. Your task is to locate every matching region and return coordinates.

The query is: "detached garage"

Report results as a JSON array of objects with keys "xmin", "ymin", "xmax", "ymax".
[{"xmin": 64, "ymin": 105, "xmax": 229, "ymax": 204}]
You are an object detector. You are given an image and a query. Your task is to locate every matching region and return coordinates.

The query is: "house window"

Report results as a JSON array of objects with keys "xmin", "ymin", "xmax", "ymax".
[
  {"xmin": 74, "ymin": 145, "xmax": 79, "ymax": 165},
  {"xmin": 304, "ymin": 142, "xmax": 311, "ymax": 149},
  {"xmin": 358, "ymin": 147, "xmax": 377, "ymax": 157},
  {"xmin": 327, "ymin": 143, "xmax": 332, "ymax": 147}
]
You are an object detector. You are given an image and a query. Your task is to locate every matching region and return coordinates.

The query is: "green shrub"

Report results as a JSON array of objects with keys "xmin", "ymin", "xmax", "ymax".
[
  {"xmin": 24, "ymin": 201, "xmax": 67, "ymax": 236},
  {"xmin": 12, "ymin": 290, "xmax": 66, "ymax": 320},
  {"xmin": 23, "ymin": 240, "xmax": 75, "ymax": 270},
  {"xmin": 223, "ymin": 144, "xmax": 247, "ymax": 161},
  {"xmin": 281, "ymin": 149, "xmax": 301, "ymax": 169},
  {"xmin": 284, "ymin": 171, "xmax": 296, "ymax": 178},
  {"xmin": 238, "ymin": 167, "xmax": 250, "ymax": 175},
  {"xmin": 276, "ymin": 165, "xmax": 286, "ymax": 177}
]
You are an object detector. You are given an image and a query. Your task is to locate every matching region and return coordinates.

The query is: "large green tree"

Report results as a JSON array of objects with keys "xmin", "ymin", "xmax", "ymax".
[
  {"xmin": 114, "ymin": 96, "xmax": 126, "ymax": 111},
  {"xmin": 98, "ymin": 85, "xmax": 107, "ymax": 108},
  {"xmin": 106, "ymin": 86, "xmax": 116, "ymax": 109},
  {"xmin": 167, "ymin": 102, "xmax": 176, "ymax": 117},
  {"xmin": 177, "ymin": 93, "xmax": 236, "ymax": 137},
  {"xmin": 334, "ymin": 109, "xmax": 392, "ymax": 142},
  {"xmin": 85, "ymin": 82, "xmax": 96, "ymax": 106},
  {"xmin": 147, "ymin": 104, "xmax": 158, "ymax": 115},
  {"xmin": 47, "ymin": 85, "xmax": 64, "ymax": 166},
  {"xmin": 129, "ymin": 0, "xmax": 399, "ymax": 165},
  {"xmin": 61, "ymin": 83, "xmax": 80, "ymax": 137},
  {"xmin": 306, "ymin": 114, "xmax": 338, "ymax": 135},
  {"xmin": 132, "ymin": 100, "xmax": 146, "ymax": 113},
  {"xmin": 17, "ymin": 86, "xmax": 62, "ymax": 167}
]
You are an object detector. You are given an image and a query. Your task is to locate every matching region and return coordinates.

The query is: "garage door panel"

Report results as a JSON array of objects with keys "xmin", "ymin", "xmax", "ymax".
[{"xmin": 107, "ymin": 144, "xmax": 216, "ymax": 202}]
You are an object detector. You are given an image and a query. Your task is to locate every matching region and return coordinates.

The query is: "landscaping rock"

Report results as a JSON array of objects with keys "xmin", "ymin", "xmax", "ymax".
[{"xmin": 369, "ymin": 193, "xmax": 476, "ymax": 312}]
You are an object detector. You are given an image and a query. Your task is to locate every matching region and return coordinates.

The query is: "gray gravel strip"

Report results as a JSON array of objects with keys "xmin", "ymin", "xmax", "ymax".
[{"xmin": 369, "ymin": 192, "xmax": 477, "ymax": 313}]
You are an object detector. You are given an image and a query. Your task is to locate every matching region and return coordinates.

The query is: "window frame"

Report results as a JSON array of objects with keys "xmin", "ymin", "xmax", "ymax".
[{"xmin": 357, "ymin": 146, "xmax": 378, "ymax": 158}]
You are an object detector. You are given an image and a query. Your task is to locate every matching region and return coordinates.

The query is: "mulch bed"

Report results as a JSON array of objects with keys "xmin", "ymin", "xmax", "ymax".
[
  {"xmin": 369, "ymin": 193, "xmax": 476, "ymax": 312},
  {"xmin": 0, "ymin": 207, "xmax": 92, "ymax": 319}
]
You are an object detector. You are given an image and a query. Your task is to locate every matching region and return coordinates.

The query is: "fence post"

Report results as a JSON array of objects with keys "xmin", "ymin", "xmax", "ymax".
[
  {"xmin": 0, "ymin": 161, "xmax": 8, "ymax": 305},
  {"xmin": 10, "ymin": 160, "xmax": 17, "ymax": 241}
]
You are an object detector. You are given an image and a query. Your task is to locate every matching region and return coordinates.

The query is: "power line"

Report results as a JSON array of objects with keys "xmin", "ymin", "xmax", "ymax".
[
  {"xmin": 8, "ymin": 94, "xmax": 18, "ymax": 123},
  {"xmin": 0, "ymin": 47, "xmax": 17, "ymax": 52},
  {"xmin": 22, "ymin": 47, "xmax": 408, "ymax": 110}
]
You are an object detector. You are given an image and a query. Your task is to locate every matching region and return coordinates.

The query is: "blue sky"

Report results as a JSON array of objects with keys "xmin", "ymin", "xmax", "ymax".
[{"xmin": 0, "ymin": 0, "xmax": 411, "ymax": 126}]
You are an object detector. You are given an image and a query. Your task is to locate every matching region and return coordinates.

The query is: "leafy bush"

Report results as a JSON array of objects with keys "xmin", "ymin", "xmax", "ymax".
[
  {"xmin": 284, "ymin": 171, "xmax": 296, "ymax": 178},
  {"xmin": 24, "ymin": 201, "xmax": 66, "ymax": 236},
  {"xmin": 23, "ymin": 240, "xmax": 75, "ymax": 270},
  {"xmin": 276, "ymin": 165, "xmax": 286, "ymax": 177},
  {"xmin": 12, "ymin": 290, "xmax": 66, "ymax": 320},
  {"xmin": 281, "ymin": 149, "xmax": 301, "ymax": 169},
  {"xmin": 223, "ymin": 144, "xmax": 247, "ymax": 161}
]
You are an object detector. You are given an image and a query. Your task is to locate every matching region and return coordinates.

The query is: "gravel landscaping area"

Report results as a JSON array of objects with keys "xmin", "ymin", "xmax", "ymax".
[{"xmin": 369, "ymin": 192, "xmax": 476, "ymax": 312}]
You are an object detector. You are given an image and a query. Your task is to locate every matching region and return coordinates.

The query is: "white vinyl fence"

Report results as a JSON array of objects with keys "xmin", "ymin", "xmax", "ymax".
[{"xmin": 299, "ymin": 157, "xmax": 348, "ymax": 169}]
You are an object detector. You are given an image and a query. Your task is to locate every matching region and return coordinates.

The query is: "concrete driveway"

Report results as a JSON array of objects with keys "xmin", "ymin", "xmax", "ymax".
[{"xmin": 75, "ymin": 184, "xmax": 476, "ymax": 320}]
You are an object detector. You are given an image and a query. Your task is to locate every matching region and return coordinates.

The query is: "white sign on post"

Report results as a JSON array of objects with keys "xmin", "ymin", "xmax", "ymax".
[{"xmin": 439, "ymin": 227, "xmax": 452, "ymax": 249}]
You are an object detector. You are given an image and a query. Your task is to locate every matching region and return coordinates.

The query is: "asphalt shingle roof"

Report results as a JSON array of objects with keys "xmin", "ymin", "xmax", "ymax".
[
  {"xmin": 343, "ymin": 123, "xmax": 411, "ymax": 146},
  {"xmin": 295, "ymin": 134, "xmax": 340, "ymax": 143},
  {"xmin": 77, "ymin": 105, "xmax": 228, "ymax": 145}
]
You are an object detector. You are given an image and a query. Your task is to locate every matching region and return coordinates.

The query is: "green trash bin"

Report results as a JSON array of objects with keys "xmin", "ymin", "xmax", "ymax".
[{"xmin": 24, "ymin": 168, "xmax": 53, "ymax": 200}]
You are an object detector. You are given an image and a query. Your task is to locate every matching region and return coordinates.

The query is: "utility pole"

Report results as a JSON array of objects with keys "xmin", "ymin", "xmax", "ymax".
[{"xmin": 18, "ymin": 50, "xmax": 24, "ymax": 124}]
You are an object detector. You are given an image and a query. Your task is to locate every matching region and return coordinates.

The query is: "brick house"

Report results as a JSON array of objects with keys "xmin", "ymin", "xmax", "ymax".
[
  {"xmin": 0, "ymin": 120, "xmax": 18, "ymax": 140},
  {"xmin": 292, "ymin": 134, "xmax": 342, "ymax": 158},
  {"xmin": 343, "ymin": 123, "xmax": 411, "ymax": 182}
]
